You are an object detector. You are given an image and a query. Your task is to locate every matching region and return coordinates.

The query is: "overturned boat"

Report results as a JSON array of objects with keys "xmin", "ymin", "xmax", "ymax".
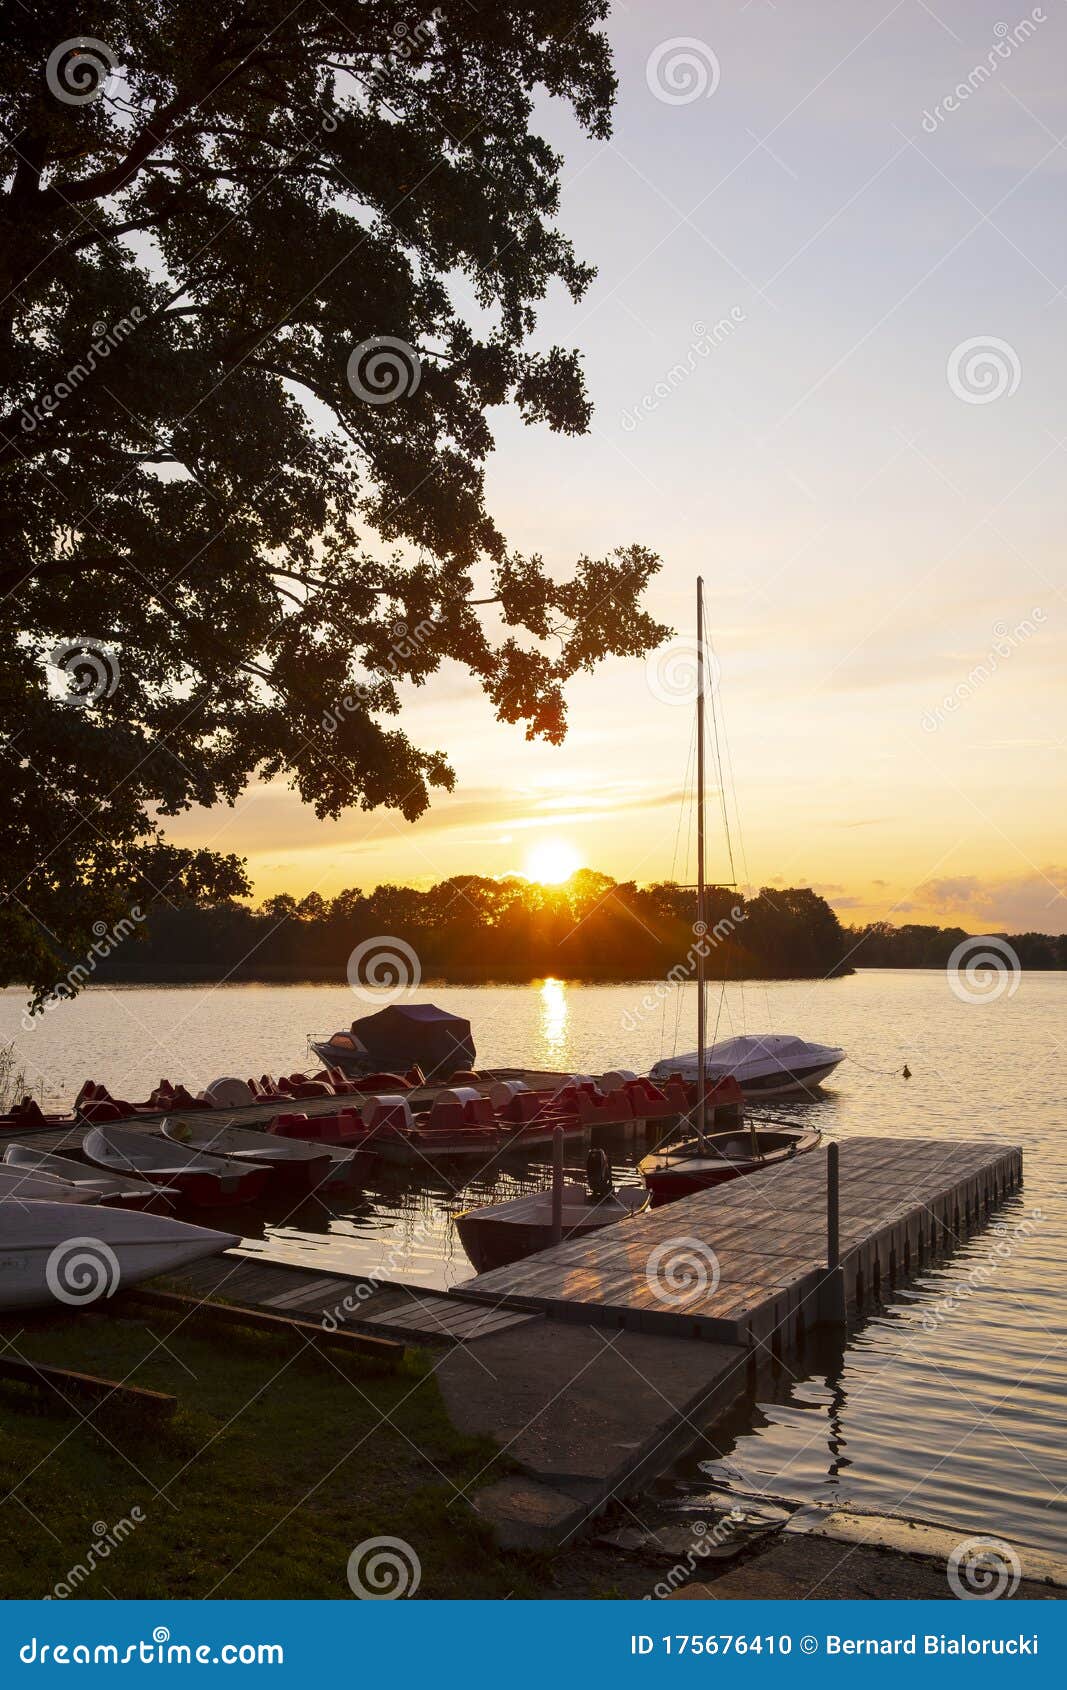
[{"xmin": 0, "ymin": 1200, "xmax": 238, "ymax": 1311}]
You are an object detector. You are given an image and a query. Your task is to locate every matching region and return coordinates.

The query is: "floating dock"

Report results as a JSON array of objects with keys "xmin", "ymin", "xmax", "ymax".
[{"xmin": 457, "ymin": 1136, "xmax": 1023, "ymax": 1350}]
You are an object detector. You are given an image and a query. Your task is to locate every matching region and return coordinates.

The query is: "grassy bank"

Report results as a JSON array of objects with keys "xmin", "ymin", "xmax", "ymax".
[{"xmin": 0, "ymin": 1304, "xmax": 567, "ymax": 1600}]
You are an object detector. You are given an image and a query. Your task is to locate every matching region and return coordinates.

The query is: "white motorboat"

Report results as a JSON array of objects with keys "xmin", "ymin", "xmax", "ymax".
[
  {"xmin": 3, "ymin": 1143, "xmax": 180, "ymax": 1210},
  {"xmin": 651, "ymin": 1033, "xmax": 845, "ymax": 1099},
  {"xmin": 0, "ymin": 1200, "xmax": 238, "ymax": 1310}
]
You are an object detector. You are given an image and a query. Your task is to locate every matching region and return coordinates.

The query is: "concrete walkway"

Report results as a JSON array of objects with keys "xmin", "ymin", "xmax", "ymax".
[{"xmin": 434, "ymin": 1319, "xmax": 746, "ymax": 1548}]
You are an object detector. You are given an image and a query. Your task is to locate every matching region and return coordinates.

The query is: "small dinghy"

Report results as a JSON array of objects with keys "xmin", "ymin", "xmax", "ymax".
[
  {"xmin": 456, "ymin": 1150, "xmax": 651, "ymax": 1273},
  {"xmin": 84, "ymin": 1124, "xmax": 270, "ymax": 1208},
  {"xmin": 3, "ymin": 1144, "xmax": 180, "ymax": 1211},
  {"xmin": 162, "ymin": 1119, "xmax": 333, "ymax": 1194},
  {"xmin": 0, "ymin": 1200, "xmax": 238, "ymax": 1311},
  {"xmin": 0, "ymin": 1163, "xmax": 99, "ymax": 1205},
  {"xmin": 640, "ymin": 1123, "xmax": 822, "ymax": 1206}
]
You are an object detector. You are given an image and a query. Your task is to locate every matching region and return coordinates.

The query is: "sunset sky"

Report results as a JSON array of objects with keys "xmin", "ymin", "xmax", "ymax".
[{"xmin": 167, "ymin": 0, "xmax": 1066, "ymax": 934}]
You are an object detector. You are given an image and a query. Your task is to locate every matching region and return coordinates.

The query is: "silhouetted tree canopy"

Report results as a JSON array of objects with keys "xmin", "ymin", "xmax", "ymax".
[
  {"xmin": 1, "ymin": 2, "xmax": 670, "ymax": 1003},
  {"xmin": 84, "ymin": 876, "xmax": 858, "ymax": 985}
]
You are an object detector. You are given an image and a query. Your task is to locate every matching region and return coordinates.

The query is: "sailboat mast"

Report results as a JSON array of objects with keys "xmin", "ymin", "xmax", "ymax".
[{"xmin": 696, "ymin": 576, "xmax": 706, "ymax": 1147}]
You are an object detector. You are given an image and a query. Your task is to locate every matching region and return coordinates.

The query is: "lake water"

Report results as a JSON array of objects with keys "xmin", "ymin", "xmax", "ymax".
[{"xmin": 1, "ymin": 970, "xmax": 1063, "ymax": 1557}]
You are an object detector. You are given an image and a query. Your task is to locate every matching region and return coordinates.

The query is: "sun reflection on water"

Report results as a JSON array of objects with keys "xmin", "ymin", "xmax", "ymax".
[{"xmin": 538, "ymin": 975, "xmax": 568, "ymax": 1056}]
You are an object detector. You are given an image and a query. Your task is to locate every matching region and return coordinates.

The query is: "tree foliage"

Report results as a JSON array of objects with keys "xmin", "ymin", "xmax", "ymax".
[
  {"xmin": 87, "ymin": 874, "xmax": 855, "ymax": 985},
  {"xmin": 0, "ymin": 2, "xmax": 669, "ymax": 1001}
]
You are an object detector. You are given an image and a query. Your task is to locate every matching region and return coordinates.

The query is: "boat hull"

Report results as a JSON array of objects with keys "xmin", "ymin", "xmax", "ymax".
[
  {"xmin": 641, "ymin": 1128, "xmax": 822, "ymax": 1206},
  {"xmin": 0, "ymin": 1201, "xmax": 239, "ymax": 1311},
  {"xmin": 456, "ymin": 1186, "xmax": 651, "ymax": 1273}
]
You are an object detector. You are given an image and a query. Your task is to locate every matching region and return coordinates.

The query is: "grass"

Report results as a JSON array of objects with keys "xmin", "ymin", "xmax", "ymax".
[{"xmin": 0, "ymin": 1301, "xmax": 554, "ymax": 1600}]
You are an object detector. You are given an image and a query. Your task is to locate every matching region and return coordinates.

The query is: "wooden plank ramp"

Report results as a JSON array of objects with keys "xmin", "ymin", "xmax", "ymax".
[
  {"xmin": 160, "ymin": 1250, "xmax": 529, "ymax": 1346},
  {"xmin": 456, "ymin": 1136, "xmax": 1023, "ymax": 1351}
]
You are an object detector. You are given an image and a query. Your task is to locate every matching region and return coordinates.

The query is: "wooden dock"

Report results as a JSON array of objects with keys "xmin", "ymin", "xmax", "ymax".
[{"xmin": 457, "ymin": 1136, "xmax": 1023, "ymax": 1350}]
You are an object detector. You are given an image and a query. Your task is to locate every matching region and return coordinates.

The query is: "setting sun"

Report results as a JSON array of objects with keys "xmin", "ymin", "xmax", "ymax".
[{"xmin": 524, "ymin": 839, "xmax": 582, "ymax": 885}]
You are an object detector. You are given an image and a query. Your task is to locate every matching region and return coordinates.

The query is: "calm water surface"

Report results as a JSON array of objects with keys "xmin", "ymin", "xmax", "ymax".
[{"xmin": 1, "ymin": 970, "xmax": 1063, "ymax": 1555}]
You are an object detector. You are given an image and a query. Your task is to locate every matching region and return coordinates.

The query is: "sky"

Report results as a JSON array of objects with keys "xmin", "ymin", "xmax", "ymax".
[{"xmin": 166, "ymin": 0, "xmax": 1067, "ymax": 934}]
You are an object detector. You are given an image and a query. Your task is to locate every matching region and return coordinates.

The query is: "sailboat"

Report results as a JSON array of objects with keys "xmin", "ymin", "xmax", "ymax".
[{"xmin": 640, "ymin": 578, "xmax": 828, "ymax": 1206}]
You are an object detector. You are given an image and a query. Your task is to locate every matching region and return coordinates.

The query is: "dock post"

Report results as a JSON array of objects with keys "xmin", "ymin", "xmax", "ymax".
[
  {"xmin": 550, "ymin": 1126, "xmax": 565, "ymax": 1244},
  {"xmin": 821, "ymin": 1141, "xmax": 847, "ymax": 1325},
  {"xmin": 827, "ymin": 1140, "xmax": 839, "ymax": 1269}
]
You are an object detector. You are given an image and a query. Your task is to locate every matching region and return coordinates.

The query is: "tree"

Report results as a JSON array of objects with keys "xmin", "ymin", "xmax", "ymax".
[{"xmin": 0, "ymin": 2, "xmax": 669, "ymax": 1003}]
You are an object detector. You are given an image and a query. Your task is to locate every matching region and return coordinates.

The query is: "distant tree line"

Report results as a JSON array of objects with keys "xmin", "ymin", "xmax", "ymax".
[
  {"xmin": 39, "ymin": 878, "xmax": 1066, "ymax": 999},
  {"xmin": 846, "ymin": 922, "xmax": 1067, "ymax": 970},
  {"xmin": 86, "ymin": 873, "xmax": 854, "ymax": 986}
]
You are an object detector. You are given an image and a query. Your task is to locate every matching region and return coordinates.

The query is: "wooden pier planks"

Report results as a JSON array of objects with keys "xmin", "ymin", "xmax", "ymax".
[{"xmin": 457, "ymin": 1136, "xmax": 1023, "ymax": 1349}]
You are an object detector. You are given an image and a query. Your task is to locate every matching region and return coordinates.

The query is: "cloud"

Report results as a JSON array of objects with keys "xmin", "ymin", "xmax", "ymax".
[{"xmin": 917, "ymin": 868, "xmax": 1067, "ymax": 932}]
